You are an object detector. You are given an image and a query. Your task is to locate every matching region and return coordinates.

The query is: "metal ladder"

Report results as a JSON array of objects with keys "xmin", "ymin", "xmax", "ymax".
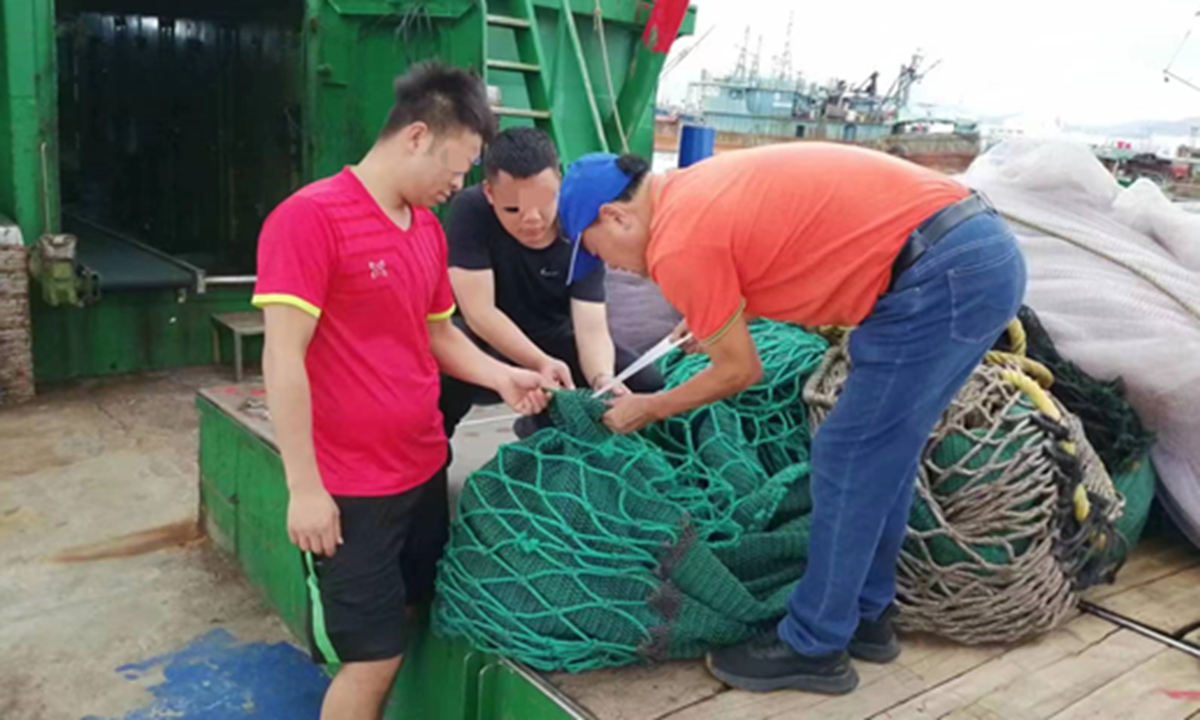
[{"xmin": 482, "ymin": 0, "xmax": 609, "ymax": 158}]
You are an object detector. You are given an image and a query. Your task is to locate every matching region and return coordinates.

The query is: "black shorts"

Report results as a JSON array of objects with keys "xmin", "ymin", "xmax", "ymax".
[{"xmin": 301, "ymin": 467, "xmax": 449, "ymax": 665}]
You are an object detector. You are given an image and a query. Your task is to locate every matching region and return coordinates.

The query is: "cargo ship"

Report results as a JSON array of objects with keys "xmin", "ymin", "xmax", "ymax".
[{"xmin": 654, "ymin": 29, "xmax": 982, "ymax": 173}]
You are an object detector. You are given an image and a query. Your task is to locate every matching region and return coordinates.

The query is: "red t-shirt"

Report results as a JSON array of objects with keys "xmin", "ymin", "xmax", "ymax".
[
  {"xmin": 646, "ymin": 143, "xmax": 970, "ymax": 343},
  {"xmin": 252, "ymin": 168, "xmax": 457, "ymax": 497}
]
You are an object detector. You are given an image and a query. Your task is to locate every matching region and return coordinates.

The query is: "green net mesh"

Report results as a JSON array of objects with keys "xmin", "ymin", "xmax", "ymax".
[
  {"xmin": 434, "ymin": 322, "xmax": 826, "ymax": 672},
  {"xmin": 434, "ymin": 320, "xmax": 1133, "ymax": 669},
  {"xmin": 1010, "ymin": 306, "xmax": 1156, "ymax": 474}
]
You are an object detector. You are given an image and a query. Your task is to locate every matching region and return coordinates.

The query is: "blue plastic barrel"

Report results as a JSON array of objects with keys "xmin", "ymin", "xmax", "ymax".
[{"xmin": 678, "ymin": 125, "xmax": 715, "ymax": 168}]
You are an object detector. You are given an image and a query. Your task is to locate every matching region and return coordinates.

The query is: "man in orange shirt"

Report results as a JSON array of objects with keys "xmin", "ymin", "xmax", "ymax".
[{"xmin": 558, "ymin": 143, "xmax": 1026, "ymax": 695}]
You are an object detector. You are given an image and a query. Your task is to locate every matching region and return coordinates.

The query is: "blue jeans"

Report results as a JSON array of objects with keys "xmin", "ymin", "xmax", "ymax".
[{"xmin": 777, "ymin": 209, "xmax": 1028, "ymax": 656}]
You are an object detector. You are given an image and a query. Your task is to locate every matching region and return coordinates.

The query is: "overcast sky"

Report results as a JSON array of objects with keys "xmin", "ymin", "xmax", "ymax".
[{"xmin": 657, "ymin": 0, "xmax": 1200, "ymax": 129}]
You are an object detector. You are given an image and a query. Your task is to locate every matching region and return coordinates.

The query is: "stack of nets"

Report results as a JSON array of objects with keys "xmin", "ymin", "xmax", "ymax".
[
  {"xmin": 434, "ymin": 322, "xmax": 828, "ymax": 672},
  {"xmin": 806, "ymin": 329, "xmax": 1127, "ymax": 644},
  {"xmin": 435, "ymin": 319, "xmax": 1129, "ymax": 670}
]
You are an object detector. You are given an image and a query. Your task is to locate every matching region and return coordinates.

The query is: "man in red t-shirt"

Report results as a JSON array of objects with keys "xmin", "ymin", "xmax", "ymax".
[
  {"xmin": 253, "ymin": 62, "xmax": 548, "ymax": 719},
  {"xmin": 558, "ymin": 144, "xmax": 1026, "ymax": 696}
]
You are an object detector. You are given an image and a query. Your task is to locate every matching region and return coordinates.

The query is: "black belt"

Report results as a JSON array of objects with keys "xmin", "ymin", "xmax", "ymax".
[{"xmin": 889, "ymin": 191, "xmax": 995, "ymax": 289}]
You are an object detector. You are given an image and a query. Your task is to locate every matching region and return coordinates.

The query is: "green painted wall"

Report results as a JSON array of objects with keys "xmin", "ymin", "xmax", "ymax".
[
  {"xmin": 303, "ymin": 0, "xmax": 482, "ymax": 183},
  {"xmin": 0, "ymin": 7, "xmax": 9, "ymax": 220},
  {"xmin": 32, "ymin": 285, "xmax": 259, "ymax": 385},
  {"xmin": 1, "ymin": 0, "xmax": 60, "ymax": 244}
]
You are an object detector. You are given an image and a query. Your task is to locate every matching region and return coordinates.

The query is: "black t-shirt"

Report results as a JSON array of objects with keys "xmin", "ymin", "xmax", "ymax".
[{"xmin": 445, "ymin": 185, "xmax": 606, "ymax": 340}]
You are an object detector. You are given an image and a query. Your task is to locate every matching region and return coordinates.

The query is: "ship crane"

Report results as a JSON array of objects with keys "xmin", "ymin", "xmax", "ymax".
[
  {"xmin": 855, "ymin": 72, "xmax": 880, "ymax": 97},
  {"xmin": 772, "ymin": 13, "xmax": 796, "ymax": 84},
  {"xmin": 731, "ymin": 27, "xmax": 751, "ymax": 81},
  {"xmin": 660, "ymin": 25, "xmax": 715, "ymax": 79},
  {"xmin": 862, "ymin": 51, "xmax": 940, "ymax": 124},
  {"xmin": 1163, "ymin": 10, "xmax": 1200, "ymax": 94},
  {"xmin": 749, "ymin": 34, "xmax": 763, "ymax": 82}
]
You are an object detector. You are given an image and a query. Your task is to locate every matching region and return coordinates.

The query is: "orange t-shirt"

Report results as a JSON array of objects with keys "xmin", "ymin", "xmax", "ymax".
[{"xmin": 646, "ymin": 142, "xmax": 970, "ymax": 343}]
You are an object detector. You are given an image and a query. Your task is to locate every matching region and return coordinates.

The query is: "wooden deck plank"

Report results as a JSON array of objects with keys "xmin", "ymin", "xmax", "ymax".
[
  {"xmin": 552, "ymin": 540, "xmax": 1200, "ymax": 720},
  {"xmin": 871, "ymin": 614, "xmax": 1116, "ymax": 720},
  {"xmin": 1090, "ymin": 564, "xmax": 1200, "ymax": 634},
  {"xmin": 1046, "ymin": 644, "xmax": 1200, "ymax": 720},
  {"xmin": 548, "ymin": 661, "xmax": 723, "ymax": 720},
  {"xmin": 940, "ymin": 629, "xmax": 1164, "ymax": 720},
  {"xmin": 663, "ymin": 635, "xmax": 1005, "ymax": 720},
  {"xmin": 1083, "ymin": 537, "xmax": 1200, "ymax": 602}
]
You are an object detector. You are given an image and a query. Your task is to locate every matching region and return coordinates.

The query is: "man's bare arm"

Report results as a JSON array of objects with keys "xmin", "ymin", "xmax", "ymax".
[
  {"xmin": 428, "ymin": 317, "xmax": 551, "ymax": 416},
  {"xmin": 602, "ymin": 312, "xmax": 761, "ymax": 434},
  {"xmin": 655, "ymin": 313, "xmax": 762, "ymax": 417},
  {"xmin": 449, "ymin": 268, "xmax": 572, "ymax": 389},
  {"xmin": 571, "ymin": 299, "xmax": 617, "ymax": 391},
  {"xmin": 261, "ymin": 304, "xmax": 341, "ymax": 556}
]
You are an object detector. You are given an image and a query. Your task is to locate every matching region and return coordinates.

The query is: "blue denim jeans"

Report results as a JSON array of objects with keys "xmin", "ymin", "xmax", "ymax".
[{"xmin": 777, "ymin": 208, "xmax": 1028, "ymax": 656}]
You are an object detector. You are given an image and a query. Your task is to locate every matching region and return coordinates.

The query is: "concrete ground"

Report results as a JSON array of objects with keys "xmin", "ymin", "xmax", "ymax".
[{"xmin": 0, "ymin": 369, "xmax": 515, "ymax": 720}]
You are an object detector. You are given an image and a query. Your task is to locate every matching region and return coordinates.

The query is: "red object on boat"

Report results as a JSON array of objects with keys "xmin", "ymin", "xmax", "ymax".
[{"xmin": 642, "ymin": 0, "xmax": 688, "ymax": 53}]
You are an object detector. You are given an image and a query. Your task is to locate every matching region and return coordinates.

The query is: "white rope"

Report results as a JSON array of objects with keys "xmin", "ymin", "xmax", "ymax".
[
  {"xmin": 458, "ymin": 412, "xmax": 521, "ymax": 429},
  {"xmin": 1165, "ymin": 24, "xmax": 1194, "ymax": 75},
  {"xmin": 592, "ymin": 0, "xmax": 629, "ymax": 154}
]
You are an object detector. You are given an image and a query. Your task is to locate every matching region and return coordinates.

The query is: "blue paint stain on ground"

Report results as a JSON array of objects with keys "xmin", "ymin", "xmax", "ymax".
[{"xmin": 82, "ymin": 628, "xmax": 329, "ymax": 719}]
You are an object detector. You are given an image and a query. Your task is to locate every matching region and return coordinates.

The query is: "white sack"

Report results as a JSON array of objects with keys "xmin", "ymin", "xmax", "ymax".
[{"xmin": 962, "ymin": 139, "xmax": 1200, "ymax": 546}]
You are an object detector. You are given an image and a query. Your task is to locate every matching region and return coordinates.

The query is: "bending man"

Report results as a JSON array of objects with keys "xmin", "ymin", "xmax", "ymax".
[{"xmin": 557, "ymin": 143, "xmax": 1026, "ymax": 696}]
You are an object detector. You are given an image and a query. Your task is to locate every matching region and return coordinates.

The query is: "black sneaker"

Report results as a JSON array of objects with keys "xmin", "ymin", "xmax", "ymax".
[
  {"xmin": 848, "ymin": 605, "xmax": 901, "ymax": 664},
  {"xmin": 705, "ymin": 631, "xmax": 859, "ymax": 695}
]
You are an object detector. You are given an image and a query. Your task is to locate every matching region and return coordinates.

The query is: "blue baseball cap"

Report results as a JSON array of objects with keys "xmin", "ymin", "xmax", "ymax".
[{"xmin": 558, "ymin": 152, "xmax": 635, "ymax": 285}]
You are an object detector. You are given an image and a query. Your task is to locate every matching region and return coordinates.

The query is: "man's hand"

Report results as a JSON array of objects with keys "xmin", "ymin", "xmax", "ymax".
[
  {"xmin": 602, "ymin": 393, "xmax": 661, "ymax": 434},
  {"xmin": 537, "ymin": 357, "xmax": 576, "ymax": 390},
  {"xmin": 287, "ymin": 482, "xmax": 342, "ymax": 557},
  {"xmin": 497, "ymin": 367, "xmax": 551, "ymax": 415},
  {"xmin": 671, "ymin": 319, "xmax": 701, "ymax": 355},
  {"xmin": 590, "ymin": 372, "xmax": 631, "ymax": 397}
]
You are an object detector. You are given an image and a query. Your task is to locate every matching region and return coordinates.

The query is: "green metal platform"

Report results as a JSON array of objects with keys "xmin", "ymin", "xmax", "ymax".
[
  {"xmin": 196, "ymin": 383, "xmax": 594, "ymax": 719},
  {"xmin": 65, "ymin": 214, "xmax": 199, "ymax": 292}
]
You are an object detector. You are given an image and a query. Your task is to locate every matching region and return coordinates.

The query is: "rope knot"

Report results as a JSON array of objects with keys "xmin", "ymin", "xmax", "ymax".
[{"xmin": 514, "ymin": 533, "xmax": 540, "ymax": 554}]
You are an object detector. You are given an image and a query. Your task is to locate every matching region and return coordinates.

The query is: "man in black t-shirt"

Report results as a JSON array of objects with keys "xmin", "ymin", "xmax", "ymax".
[{"xmin": 439, "ymin": 127, "xmax": 664, "ymax": 440}]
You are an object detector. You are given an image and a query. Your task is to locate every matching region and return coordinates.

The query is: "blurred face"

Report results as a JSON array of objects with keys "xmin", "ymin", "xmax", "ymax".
[
  {"xmin": 581, "ymin": 202, "xmax": 650, "ymax": 276},
  {"xmin": 483, "ymin": 169, "xmax": 560, "ymax": 248},
  {"xmin": 400, "ymin": 124, "xmax": 483, "ymax": 207}
]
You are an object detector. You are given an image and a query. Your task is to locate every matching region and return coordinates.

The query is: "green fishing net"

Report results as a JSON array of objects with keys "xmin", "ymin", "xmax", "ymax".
[
  {"xmin": 1011, "ymin": 306, "xmax": 1155, "ymax": 475},
  {"xmin": 433, "ymin": 322, "xmax": 826, "ymax": 672},
  {"xmin": 1008, "ymin": 306, "xmax": 1158, "ymax": 548}
]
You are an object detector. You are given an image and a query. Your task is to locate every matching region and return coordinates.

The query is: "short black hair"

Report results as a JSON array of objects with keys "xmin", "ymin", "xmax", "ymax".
[
  {"xmin": 483, "ymin": 127, "xmax": 560, "ymax": 180},
  {"xmin": 379, "ymin": 60, "xmax": 496, "ymax": 143},
  {"xmin": 614, "ymin": 154, "xmax": 651, "ymax": 201}
]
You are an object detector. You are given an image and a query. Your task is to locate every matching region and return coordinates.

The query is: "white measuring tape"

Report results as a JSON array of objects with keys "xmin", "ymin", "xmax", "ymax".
[{"xmin": 454, "ymin": 330, "xmax": 690, "ymax": 429}]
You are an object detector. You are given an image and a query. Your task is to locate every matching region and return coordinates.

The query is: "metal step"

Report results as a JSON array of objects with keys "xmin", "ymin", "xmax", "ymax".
[
  {"xmin": 487, "ymin": 14, "xmax": 531, "ymax": 29},
  {"xmin": 493, "ymin": 106, "xmax": 551, "ymax": 120},
  {"xmin": 486, "ymin": 59, "xmax": 540, "ymax": 73}
]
